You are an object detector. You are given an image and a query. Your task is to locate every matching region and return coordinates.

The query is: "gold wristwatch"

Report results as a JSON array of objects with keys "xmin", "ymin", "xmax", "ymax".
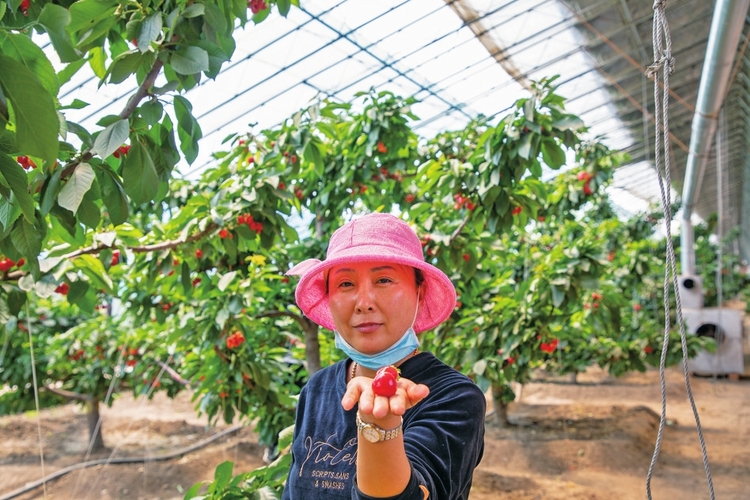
[{"xmin": 356, "ymin": 413, "xmax": 403, "ymax": 443}]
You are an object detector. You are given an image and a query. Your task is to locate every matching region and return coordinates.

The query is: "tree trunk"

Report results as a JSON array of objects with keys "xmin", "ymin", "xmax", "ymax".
[
  {"xmin": 569, "ymin": 371, "xmax": 578, "ymax": 384},
  {"xmin": 86, "ymin": 397, "xmax": 105, "ymax": 451},
  {"xmin": 303, "ymin": 319, "xmax": 321, "ymax": 375},
  {"xmin": 491, "ymin": 383, "xmax": 511, "ymax": 428}
]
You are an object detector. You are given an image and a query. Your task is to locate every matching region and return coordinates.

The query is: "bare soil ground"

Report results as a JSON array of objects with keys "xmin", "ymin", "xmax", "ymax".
[{"xmin": 1, "ymin": 363, "xmax": 749, "ymax": 500}]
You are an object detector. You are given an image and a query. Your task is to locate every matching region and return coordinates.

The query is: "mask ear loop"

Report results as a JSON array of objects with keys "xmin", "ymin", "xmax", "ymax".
[{"xmin": 409, "ymin": 289, "xmax": 420, "ymax": 330}]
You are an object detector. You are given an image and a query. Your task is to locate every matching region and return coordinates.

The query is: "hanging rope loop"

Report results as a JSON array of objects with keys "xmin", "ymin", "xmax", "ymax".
[
  {"xmin": 647, "ymin": 0, "xmax": 675, "ymax": 79},
  {"xmin": 644, "ymin": 2, "xmax": 715, "ymax": 500}
]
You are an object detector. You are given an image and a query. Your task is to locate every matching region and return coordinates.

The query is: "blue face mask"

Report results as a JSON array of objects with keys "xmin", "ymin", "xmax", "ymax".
[{"xmin": 335, "ymin": 327, "xmax": 420, "ymax": 371}]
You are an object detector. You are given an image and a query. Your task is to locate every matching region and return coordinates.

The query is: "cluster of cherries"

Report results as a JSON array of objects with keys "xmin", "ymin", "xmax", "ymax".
[
  {"xmin": 453, "ymin": 193, "xmax": 476, "ymax": 211},
  {"xmin": 540, "ymin": 338, "xmax": 559, "ymax": 354},
  {"xmin": 16, "ymin": 156, "xmax": 36, "ymax": 169},
  {"xmin": 0, "ymin": 257, "xmax": 24, "ymax": 272},
  {"xmin": 113, "ymin": 144, "xmax": 131, "ymax": 159},
  {"xmin": 248, "ymin": 0, "xmax": 267, "ymax": 14},
  {"xmin": 226, "ymin": 331, "xmax": 246, "ymax": 349},
  {"xmin": 577, "ymin": 171, "xmax": 594, "ymax": 195}
]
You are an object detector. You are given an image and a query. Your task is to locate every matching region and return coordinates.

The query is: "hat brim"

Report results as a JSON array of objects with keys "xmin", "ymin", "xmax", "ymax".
[{"xmin": 290, "ymin": 248, "xmax": 456, "ymax": 333}]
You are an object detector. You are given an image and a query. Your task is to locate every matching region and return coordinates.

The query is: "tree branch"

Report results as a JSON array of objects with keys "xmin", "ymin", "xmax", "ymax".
[
  {"xmin": 450, "ymin": 215, "xmax": 471, "ymax": 243},
  {"xmin": 120, "ymin": 59, "xmax": 164, "ymax": 120},
  {"xmin": 3, "ymin": 222, "xmax": 218, "ymax": 282},
  {"xmin": 59, "ymin": 58, "xmax": 165, "ymax": 180},
  {"xmin": 255, "ymin": 309, "xmax": 312, "ymax": 332},
  {"xmin": 156, "ymin": 360, "xmax": 191, "ymax": 387},
  {"xmin": 66, "ymin": 221, "xmax": 218, "ymax": 259},
  {"xmin": 40, "ymin": 385, "xmax": 90, "ymax": 403}
]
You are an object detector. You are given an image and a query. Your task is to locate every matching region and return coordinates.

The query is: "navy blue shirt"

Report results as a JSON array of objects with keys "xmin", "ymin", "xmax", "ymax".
[{"xmin": 282, "ymin": 352, "xmax": 486, "ymax": 500}]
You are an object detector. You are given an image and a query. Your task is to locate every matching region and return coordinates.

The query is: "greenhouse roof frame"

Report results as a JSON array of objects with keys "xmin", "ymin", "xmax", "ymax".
[{"xmin": 59, "ymin": 0, "xmax": 750, "ymax": 262}]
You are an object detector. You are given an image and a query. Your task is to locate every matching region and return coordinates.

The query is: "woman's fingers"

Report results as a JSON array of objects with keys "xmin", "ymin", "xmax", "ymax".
[
  {"xmin": 342, "ymin": 376, "xmax": 430, "ymax": 417},
  {"xmin": 342, "ymin": 377, "xmax": 366, "ymax": 410}
]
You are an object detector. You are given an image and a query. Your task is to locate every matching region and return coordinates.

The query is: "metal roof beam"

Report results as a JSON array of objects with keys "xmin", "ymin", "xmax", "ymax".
[{"xmin": 445, "ymin": 0, "xmax": 532, "ymax": 90}]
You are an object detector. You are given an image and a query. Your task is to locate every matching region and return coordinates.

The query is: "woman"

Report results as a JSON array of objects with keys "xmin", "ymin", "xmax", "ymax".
[{"xmin": 282, "ymin": 213, "xmax": 485, "ymax": 500}]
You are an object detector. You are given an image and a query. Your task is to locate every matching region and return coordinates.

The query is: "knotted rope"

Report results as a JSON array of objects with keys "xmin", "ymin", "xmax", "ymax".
[{"xmin": 644, "ymin": 2, "xmax": 715, "ymax": 499}]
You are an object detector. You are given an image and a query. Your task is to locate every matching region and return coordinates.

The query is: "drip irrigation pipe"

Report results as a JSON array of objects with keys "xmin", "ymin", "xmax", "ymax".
[{"xmin": 0, "ymin": 424, "xmax": 244, "ymax": 500}]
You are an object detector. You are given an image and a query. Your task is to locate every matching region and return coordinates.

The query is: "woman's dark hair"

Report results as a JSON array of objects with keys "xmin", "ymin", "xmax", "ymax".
[{"xmin": 414, "ymin": 268, "xmax": 424, "ymax": 287}]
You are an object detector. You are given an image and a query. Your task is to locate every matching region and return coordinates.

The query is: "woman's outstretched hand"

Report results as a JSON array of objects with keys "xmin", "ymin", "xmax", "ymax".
[{"xmin": 342, "ymin": 374, "xmax": 430, "ymax": 419}]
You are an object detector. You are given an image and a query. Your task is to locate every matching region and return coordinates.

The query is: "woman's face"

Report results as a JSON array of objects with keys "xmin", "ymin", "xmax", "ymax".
[{"xmin": 328, "ymin": 261, "xmax": 420, "ymax": 355}]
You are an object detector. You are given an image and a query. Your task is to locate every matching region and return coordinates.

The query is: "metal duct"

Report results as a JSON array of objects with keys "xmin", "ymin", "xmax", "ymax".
[{"xmin": 680, "ymin": 0, "xmax": 750, "ymax": 275}]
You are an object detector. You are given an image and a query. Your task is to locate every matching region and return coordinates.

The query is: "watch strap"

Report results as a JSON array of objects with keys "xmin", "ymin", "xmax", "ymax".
[{"xmin": 356, "ymin": 413, "xmax": 403, "ymax": 442}]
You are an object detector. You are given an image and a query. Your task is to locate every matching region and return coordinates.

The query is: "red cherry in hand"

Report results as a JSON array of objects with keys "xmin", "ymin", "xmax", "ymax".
[
  {"xmin": 376, "ymin": 365, "xmax": 400, "ymax": 379},
  {"xmin": 372, "ymin": 367, "xmax": 399, "ymax": 397}
]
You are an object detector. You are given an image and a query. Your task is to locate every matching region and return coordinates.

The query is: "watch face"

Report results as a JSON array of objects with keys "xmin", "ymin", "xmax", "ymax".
[{"xmin": 361, "ymin": 426, "xmax": 382, "ymax": 443}]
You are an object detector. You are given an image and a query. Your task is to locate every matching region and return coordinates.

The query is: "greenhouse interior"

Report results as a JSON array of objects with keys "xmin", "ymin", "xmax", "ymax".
[{"xmin": 0, "ymin": 0, "xmax": 749, "ymax": 499}]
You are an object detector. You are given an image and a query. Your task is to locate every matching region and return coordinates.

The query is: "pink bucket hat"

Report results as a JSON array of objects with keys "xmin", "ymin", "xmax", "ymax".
[{"xmin": 286, "ymin": 213, "xmax": 456, "ymax": 333}]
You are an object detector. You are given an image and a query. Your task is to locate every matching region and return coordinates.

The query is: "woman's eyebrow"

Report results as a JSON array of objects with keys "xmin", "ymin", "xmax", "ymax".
[{"xmin": 370, "ymin": 266, "xmax": 397, "ymax": 273}]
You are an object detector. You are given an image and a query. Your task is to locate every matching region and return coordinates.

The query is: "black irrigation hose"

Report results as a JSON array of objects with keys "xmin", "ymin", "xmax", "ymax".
[{"xmin": 0, "ymin": 424, "xmax": 244, "ymax": 500}]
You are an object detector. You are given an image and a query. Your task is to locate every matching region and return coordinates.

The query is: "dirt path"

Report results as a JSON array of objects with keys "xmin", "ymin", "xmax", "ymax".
[{"xmin": 1, "ymin": 365, "xmax": 748, "ymax": 499}]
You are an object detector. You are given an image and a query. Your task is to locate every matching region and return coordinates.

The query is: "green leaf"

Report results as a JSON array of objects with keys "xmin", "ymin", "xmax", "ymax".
[
  {"xmin": 38, "ymin": 3, "xmax": 81, "ymax": 63},
  {"xmin": 218, "ymin": 271, "xmax": 237, "ymax": 292},
  {"xmin": 139, "ymin": 100, "xmax": 163, "ymax": 126},
  {"xmin": 173, "ymin": 96, "xmax": 201, "ymax": 164},
  {"xmin": 541, "ymin": 140, "xmax": 565, "ymax": 169},
  {"xmin": 67, "ymin": 280, "xmax": 89, "ymax": 303},
  {"xmin": 96, "ymin": 166, "xmax": 129, "ymax": 226},
  {"xmin": 66, "ymin": 121, "xmax": 93, "ymax": 148},
  {"xmin": 552, "ymin": 114, "xmax": 584, "ymax": 131},
  {"xmin": 0, "ymin": 153, "xmax": 35, "ymax": 223},
  {"xmin": 59, "ymin": 99, "xmax": 89, "ymax": 110},
  {"xmin": 182, "ymin": 3, "xmax": 205, "ymax": 18},
  {"xmin": 57, "ymin": 162, "xmax": 95, "ymax": 214},
  {"xmin": 68, "ymin": 0, "xmax": 117, "ymax": 35},
  {"xmin": 551, "ymin": 285, "xmax": 565, "ymax": 308},
  {"xmin": 0, "ymin": 197, "xmax": 21, "ymax": 233},
  {"xmin": 122, "ymin": 140, "xmax": 158, "ymax": 204},
  {"xmin": 57, "ymin": 58, "xmax": 87, "ymax": 87},
  {"xmin": 170, "ymin": 46, "xmax": 209, "ymax": 75},
  {"xmin": 0, "ymin": 55, "xmax": 59, "ymax": 164},
  {"xmin": 183, "ymin": 482, "xmax": 203, "ymax": 500},
  {"xmin": 137, "ymin": 13, "xmax": 162, "ymax": 52},
  {"xmin": 74, "ymin": 254, "xmax": 113, "ymax": 293},
  {"xmin": 88, "ymin": 46, "xmax": 107, "ymax": 80},
  {"xmin": 0, "ymin": 33, "xmax": 59, "ymax": 95},
  {"xmin": 11, "ymin": 216, "xmax": 43, "ymax": 259},
  {"xmin": 303, "ymin": 140, "xmax": 324, "ymax": 176},
  {"xmin": 40, "ymin": 167, "xmax": 63, "ymax": 216},
  {"xmin": 214, "ymin": 461, "xmax": 234, "ymax": 489},
  {"xmin": 91, "ymin": 119, "xmax": 129, "ymax": 159},
  {"xmin": 108, "ymin": 51, "xmax": 144, "ymax": 84},
  {"xmin": 77, "ymin": 194, "xmax": 101, "ymax": 228},
  {"xmin": 75, "ymin": 16, "xmax": 119, "ymax": 52},
  {"xmin": 203, "ymin": 3, "xmax": 228, "ymax": 34},
  {"xmin": 517, "ymin": 131, "xmax": 534, "ymax": 160},
  {"xmin": 278, "ymin": 0, "xmax": 292, "ymax": 16}
]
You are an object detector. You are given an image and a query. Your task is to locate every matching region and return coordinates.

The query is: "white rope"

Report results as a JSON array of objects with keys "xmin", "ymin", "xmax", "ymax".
[
  {"xmin": 25, "ymin": 303, "xmax": 48, "ymax": 499},
  {"xmin": 644, "ymin": 2, "xmax": 715, "ymax": 499}
]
